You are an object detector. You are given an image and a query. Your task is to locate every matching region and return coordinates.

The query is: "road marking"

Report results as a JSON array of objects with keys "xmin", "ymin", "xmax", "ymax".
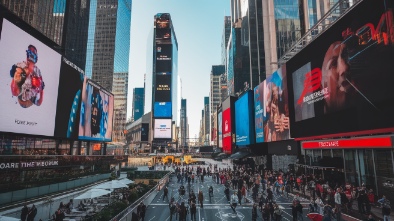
[{"xmin": 148, "ymin": 216, "xmax": 156, "ymax": 221}]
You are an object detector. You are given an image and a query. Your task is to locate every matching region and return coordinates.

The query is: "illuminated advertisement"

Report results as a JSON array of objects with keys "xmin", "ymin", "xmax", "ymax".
[
  {"xmin": 288, "ymin": 0, "xmax": 394, "ymax": 138},
  {"xmin": 155, "ymin": 74, "xmax": 171, "ymax": 102},
  {"xmin": 54, "ymin": 58, "xmax": 84, "ymax": 139},
  {"xmin": 155, "ymin": 13, "xmax": 170, "ymax": 29},
  {"xmin": 254, "ymin": 83, "xmax": 265, "ymax": 143},
  {"xmin": 156, "ymin": 44, "xmax": 172, "ymax": 73},
  {"xmin": 263, "ymin": 67, "xmax": 290, "ymax": 141},
  {"xmin": 222, "ymin": 108, "xmax": 232, "ymax": 154},
  {"xmin": 78, "ymin": 78, "xmax": 114, "ymax": 141},
  {"xmin": 218, "ymin": 111, "xmax": 223, "ymax": 148},
  {"xmin": 154, "ymin": 102, "xmax": 172, "ymax": 118},
  {"xmin": 154, "ymin": 119, "xmax": 172, "ymax": 139},
  {"xmin": 235, "ymin": 91, "xmax": 255, "ymax": 146},
  {"xmin": 0, "ymin": 19, "xmax": 61, "ymax": 136}
]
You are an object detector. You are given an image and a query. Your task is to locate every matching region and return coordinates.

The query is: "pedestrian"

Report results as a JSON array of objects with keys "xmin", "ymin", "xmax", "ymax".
[
  {"xmin": 252, "ymin": 203, "xmax": 258, "ymax": 221},
  {"xmin": 274, "ymin": 203, "xmax": 283, "ymax": 221},
  {"xmin": 131, "ymin": 211, "xmax": 139, "ymax": 221},
  {"xmin": 27, "ymin": 204, "xmax": 37, "ymax": 221},
  {"xmin": 291, "ymin": 201, "xmax": 298, "ymax": 221},
  {"xmin": 224, "ymin": 186, "xmax": 230, "ymax": 202},
  {"xmin": 334, "ymin": 188, "xmax": 341, "ymax": 221},
  {"xmin": 190, "ymin": 200, "xmax": 197, "ymax": 221},
  {"xmin": 198, "ymin": 190, "xmax": 204, "ymax": 208},
  {"xmin": 179, "ymin": 202, "xmax": 188, "ymax": 221},
  {"xmin": 230, "ymin": 192, "xmax": 238, "ymax": 214},
  {"xmin": 378, "ymin": 195, "xmax": 391, "ymax": 221},
  {"xmin": 21, "ymin": 204, "xmax": 28, "ymax": 221},
  {"xmin": 163, "ymin": 186, "xmax": 169, "ymax": 201},
  {"xmin": 296, "ymin": 200, "xmax": 304, "ymax": 221},
  {"xmin": 139, "ymin": 202, "xmax": 146, "ymax": 221}
]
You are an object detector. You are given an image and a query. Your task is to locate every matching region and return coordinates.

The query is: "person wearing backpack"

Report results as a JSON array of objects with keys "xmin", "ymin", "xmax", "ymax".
[
  {"xmin": 274, "ymin": 203, "xmax": 283, "ymax": 221},
  {"xmin": 378, "ymin": 195, "xmax": 391, "ymax": 221}
]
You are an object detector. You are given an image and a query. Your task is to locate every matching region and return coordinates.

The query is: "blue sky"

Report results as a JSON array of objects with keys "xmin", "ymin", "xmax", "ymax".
[{"xmin": 128, "ymin": 0, "xmax": 230, "ymax": 139}]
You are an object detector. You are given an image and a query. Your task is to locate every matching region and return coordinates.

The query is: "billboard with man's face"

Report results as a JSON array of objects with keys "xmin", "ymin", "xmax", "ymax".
[
  {"xmin": 78, "ymin": 78, "xmax": 114, "ymax": 141},
  {"xmin": 288, "ymin": 0, "xmax": 394, "ymax": 138},
  {"xmin": 0, "ymin": 19, "xmax": 61, "ymax": 136}
]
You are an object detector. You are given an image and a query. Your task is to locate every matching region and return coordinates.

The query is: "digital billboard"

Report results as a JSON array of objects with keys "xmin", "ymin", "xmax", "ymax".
[
  {"xmin": 141, "ymin": 123, "xmax": 149, "ymax": 141},
  {"xmin": 222, "ymin": 108, "xmax": 232, "ymax": 154},
  {"xmin": 154, "ymin": 119, "xmax": 172, "ymax": 139},
  {"xmin": 287, "ymin": 0, "xmax": 394, "ymax": 138},
  {"xmin": 235, "ymin": 91, "xmax": 255, "ymax": 146},
  {"xmin": 0, "ymin": 19, "xmax": 61, "ymax": 136},
  {"xmin": 155, "ymin": 74, "xmax": 171, "ymax": 102},
  {"xmin": 78, "ymin": 78, "xmax": 114, "ymax": 141},
  {"xmin": 254, "ymin": 83, "xmax": 265, "ymax": 143},
  {"xmin": 218, "ymin": 111, "xmax": 223, "ymax": 148},
  {"xmin": 263, "ymin": 66, "xmax": 290, "ymax": 141},
  {"xmin": 155, "ymin": 13, "xmax": 170, "ymax": 29},
  {"xmin": 156, "ymin": 44, "xmax": 172, "ymax": 73},
  {"xmin": 154, "ymin": 102, "xmax": 172, "ymax": 118},
  {"xmin": 54, "ymin": 58, "xmax": 84, "ymax": 139}
]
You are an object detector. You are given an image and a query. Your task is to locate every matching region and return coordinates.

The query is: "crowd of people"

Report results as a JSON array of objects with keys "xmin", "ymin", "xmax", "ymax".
[{"xmin": 164, "ymin": 163, "xmax": 391, "ymax": 221}]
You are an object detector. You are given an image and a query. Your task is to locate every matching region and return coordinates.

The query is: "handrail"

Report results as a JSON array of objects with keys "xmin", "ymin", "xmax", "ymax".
[
  {"xmin": 278, "ymin": 0, "xmax": 363, "ymax": 64},
  {"xmin": 109, "ymin": 171, "xmax": 172, "ymax": 221}
]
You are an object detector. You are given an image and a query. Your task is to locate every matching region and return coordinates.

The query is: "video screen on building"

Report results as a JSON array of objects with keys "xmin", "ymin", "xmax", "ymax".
[
  {"xmin": 288, "ymin": 0, "xmax": 394, "ymax": 138},
  {"xmin": 78, "ymin": 78, "xmax": 114, "ymax": 141},
  {"xmin": 155, "ymin": 13, "xmax": 170, "ymax": 29},
  {"xmin": 254, "ymin": 83, "xmax": 265, "ymax": 143},
  {"xmin": 0, "ymin": 19, "xmax": 61, "ymax": 137},
  {"xmin": 235, "ymin": 91, "xmax": 255, "ymax": 146},
  {"xmin": 263, "ymin": 67, "xmax": 290, "ymax": 141},
  {"xmin": 222, "ymin": 108, "xmax": 232, "ymax": 154},
  {"xmin": 155, "ymin": 74, "xmax": 171, "ymax": 102},
  {"xmin": 154, "ymin": 119, "xmax": 172, "ymax": 139},
  {"xmin": 154, "ymin": 102, "xmax": 172, "ymax": 118},
  {"xmin": 54, "ymin": 58, "xmax": 84, "ymax": 139},
  {"xmin": 156, "ymin": 44, "xmax": 172, "ymax": 73},
  {"xmin": 218, "ymin": 111, "xmax": 223, "ymax": 148},
  {"xmin": 141, "ymin": 123, "xmax": 149, "ymax": 141}
]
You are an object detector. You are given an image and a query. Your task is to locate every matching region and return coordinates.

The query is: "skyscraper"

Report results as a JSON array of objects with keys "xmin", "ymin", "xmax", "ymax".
[
  {"xmin": 180, "ymin": 99, "xmax": 188, "ymax": 150},
  {"xmin": 85, "ymin": 0, "xmax": 132, "ymax": 142},
  {"xmin": 204, "ymin": 96, "xmax": 210, "ymax": 145},
  {"xmin": 221, "ymin": 16, "xmax": 231, "ymax": 66},
  {"xmin": 210, "ymin": 65, "xmax": 225, "ymax": 145},
  {"xmin": 152, "ymin": 13, "xmax": 178, "ymax": 149},
  {"xmin": 132, "ymin": 87, "xmax": 145, "ymax": 121}
]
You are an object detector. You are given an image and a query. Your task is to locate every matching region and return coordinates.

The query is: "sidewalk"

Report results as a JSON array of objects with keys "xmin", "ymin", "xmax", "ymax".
[{"xmin": 291, "ymin": 188, "xmax": 394, "ymax": 221}]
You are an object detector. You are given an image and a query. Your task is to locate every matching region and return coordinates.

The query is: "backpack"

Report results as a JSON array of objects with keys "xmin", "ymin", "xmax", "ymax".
[{"xmin": 383, "ymin": 200, "xmax": 391, "ymax": 209}]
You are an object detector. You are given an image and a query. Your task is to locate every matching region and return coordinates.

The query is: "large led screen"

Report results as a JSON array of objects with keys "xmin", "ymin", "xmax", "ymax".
[
  {"xmin": 0, "ymin": 19, "xmax": 61, "ymax": 136},
  {"xmin": 78, "ymin": 78, "xmax": 114, "ymax": 141},
  {"xmin": 254, "ymin": 83, "xmax": 265, "ymax": 143},
  {"xmin": 155, "ymin": 74, "xmax": 171, "ymax": 102},
  {"xmin": 218, "ymin": 111, "xmax": 223, "ymax": 148},
  {"xmin": 154, "ymin": 102, "xmax": 172, "ymax": 118},
  {"xmin": 263, "ymin": 67, "xmax": 290, "ymax": 141},
  {"xmin": 156, "ymin": 44, "xmax": 172, "ymax": 73},
  {"xmin": 154, "ymin": 119, "xmax": 172, "ymax": 139},
  {"xmin": 235, "ymin": 91, "xmax": 255, "ymax": 146},
  {"xmin": 222, "ymin": 108, "xmax": 232, "ymax": 154},
  {"xmin": 287, "ymin": 0, "xmax": 394, "ymax": 138},
  {"xmin": 54, "ymin": 58, "xmax": 84, "ymax": 139}
]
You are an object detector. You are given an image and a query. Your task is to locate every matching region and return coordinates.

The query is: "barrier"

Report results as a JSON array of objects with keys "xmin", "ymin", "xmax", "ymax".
[{"xmin": 109, "ymin": 172, "xmax": 172, "ymax": 221}]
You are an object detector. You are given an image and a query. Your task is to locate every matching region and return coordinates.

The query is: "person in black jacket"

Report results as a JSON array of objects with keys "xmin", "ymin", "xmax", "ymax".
[
  {"xmin": 252, "ymin": 203, "xmax": 258, "ymax": 221},
  {"xmin": 21, "ymin": 205, "xmax": 29, "ymax": 221},
  {"xmin": 27, "ymin": 204, "xmax": 37, "ymax": 221}
]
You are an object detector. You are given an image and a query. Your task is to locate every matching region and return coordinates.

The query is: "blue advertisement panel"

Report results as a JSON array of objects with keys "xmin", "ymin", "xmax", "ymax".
[
  {"xmin": 254, "ymin": 83, "xmax": 265, "ymax": 143},
  {"xmin": 154, "ymin": 102, "xmax": 172, "ymax": 118},
  {"xmin": 235, "ymin": 90, "xmax": 255, "ymax": 146}
]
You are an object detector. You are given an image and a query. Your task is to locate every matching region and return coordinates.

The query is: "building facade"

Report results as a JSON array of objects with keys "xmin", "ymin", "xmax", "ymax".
[
  {"xmin": 221, "ymin": 16, "xmax": 231, "ymax": 66},
  {"xmin": 210, "ymin": 65, "xmax": 225, "ymax": 146},
  {"xmin": 132, "ymin": 87, "xmax": 145, "ymax": 121},
  {"xmin": 180, "ymin": 99, "xmax": 188, "ymax": 151},
  {"xmin": 151, "ymin": 13, "xmax": 179, "ymax": 151}
]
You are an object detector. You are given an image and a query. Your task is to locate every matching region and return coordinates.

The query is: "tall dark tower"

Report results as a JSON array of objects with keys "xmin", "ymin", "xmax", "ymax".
[{"xmin": 151, "ymin": 13, "xmax": 178, "ymax": 151}]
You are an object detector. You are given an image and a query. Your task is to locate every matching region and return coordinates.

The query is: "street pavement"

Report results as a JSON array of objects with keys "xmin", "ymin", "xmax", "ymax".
[{"xmin": 144, "ymin": 174, "xmax": 311, "ymax": 221}]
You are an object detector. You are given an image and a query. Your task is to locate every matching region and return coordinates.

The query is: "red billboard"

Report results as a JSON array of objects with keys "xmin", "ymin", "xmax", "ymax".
[
  {"xmin": 222, "ymin": 108, "xmax": 232, "ymax": 154},
  {"xmin": 302, "ymin": 136, "xmax": 392, "ymax": 149}
]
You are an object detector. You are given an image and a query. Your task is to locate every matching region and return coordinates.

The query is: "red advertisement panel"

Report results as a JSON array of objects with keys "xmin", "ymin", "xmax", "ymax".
[{"xmin": 222, "ymin": 108, "xmax": 232, "ymax": 154}]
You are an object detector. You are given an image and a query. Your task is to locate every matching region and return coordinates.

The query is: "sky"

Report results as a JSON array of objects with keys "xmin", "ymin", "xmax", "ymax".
[{"xmin": 128, "ymin": 0, "xmax": 230, "ymax": 140}]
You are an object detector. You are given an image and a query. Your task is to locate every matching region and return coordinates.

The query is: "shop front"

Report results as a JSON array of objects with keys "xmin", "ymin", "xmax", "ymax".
[{"xmin": 301, "ymin": 136, "xmax": 394, "ymax": 202}]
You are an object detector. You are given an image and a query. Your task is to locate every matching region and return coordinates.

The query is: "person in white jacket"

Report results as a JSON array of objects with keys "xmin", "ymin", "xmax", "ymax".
[
  {"xmin": 315, "ymin": 196, "xmax": 324, "ymax": 215},
  {"xmin": 231, "ymin": 192, "xmax": 239, "ymax": 214}
]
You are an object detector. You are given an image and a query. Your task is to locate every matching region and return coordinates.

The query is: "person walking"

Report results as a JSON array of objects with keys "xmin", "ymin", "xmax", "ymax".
[
  {"xmin": 163, "ymin": 186, "xmax": 169, "ymax": 201},
  {"xmin": 224, "ymin": 186, "xmax": 230, "ymax": 202},
  {"xmin": 190, "ymin": 200, "xmax": 197, "ymax": 221},
  {"xmin": 274, "ymin": 203, "xmax": 283, "ymax": 221},
  {"xmin": 179, "ymin": 202, "xmax": 188, "ymax": 221},
  {"xmin": 252, "ymin": 203, "xmax": 259, "ymax": 221},
  {"xmin": 27, "ymin": 204, "xmax": 37, "ymax": 221},
  {"xmin": 21, "ymin": 204, "xmax": 29, "ymax": 221},
  {"xmin": 198, "ymin": 190, "xmax": 204, "ymax": 208},
  {"xmin": 291, "ymin": 201, "xmax": 298, "ymax": 221},
  {"xmin": 334, "ymin": 188, "xmax": 342, "ymax": 221},
  {"xmin": 230, "ymin": 192, "xmax": 239, "ymax": 214},
  {"xmin": 378, "ymin": 195, "xmax": 391, "ymax": 221}
]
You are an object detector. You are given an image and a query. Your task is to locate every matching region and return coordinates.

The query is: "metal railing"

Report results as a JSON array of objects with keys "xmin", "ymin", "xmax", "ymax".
[
  {"xmin": 278, "ymin": 0, "xmax": 363, "ymax": 64},
  {"xmin": 109, "ymin": 171, "xmax": 172, "ymax": 221}
]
